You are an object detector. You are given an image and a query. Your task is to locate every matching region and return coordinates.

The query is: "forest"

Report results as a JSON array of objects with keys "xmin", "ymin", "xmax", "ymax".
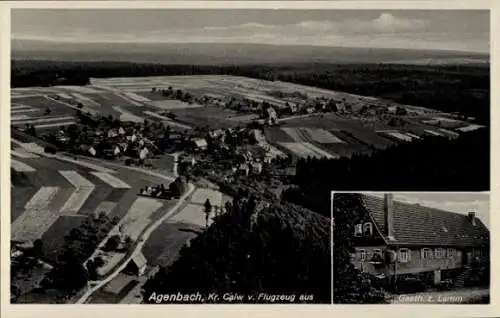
[
  {"xmin": 12, "ymin": 60, "xmax": 490, "ymax": 124},
  {"xmin": 282, "ymin": 128, "xmax": 490, "ymax": 218},
  {"xmin": 142, "ymin": 193, "xmax": 331, "ymax": 304}
]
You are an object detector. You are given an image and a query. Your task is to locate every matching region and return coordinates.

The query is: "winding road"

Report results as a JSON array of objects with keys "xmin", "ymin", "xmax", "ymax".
[
  {"xmin": 76, "ymin": 181, "xmax": 195, "ymax": 304},
  {"xmin": 12, "ymin": 138, "xmax": 195, "ymax": 304}
]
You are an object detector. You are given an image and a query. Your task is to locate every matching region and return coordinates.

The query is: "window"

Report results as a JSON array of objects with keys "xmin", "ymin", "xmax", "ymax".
[
  {"xmin": 363, "ymin": 222, "xmax": 373, "ymax": 236},
  {"xmin": 359, "ymin": 249, "xmax": 366, "ymax": 261},
  {"xmin": 371, "ymin": 249, "xmax": 384, "ymax": 263},
  {"xmin": 398, "ymin": 248, "xmax": 410, "ymax": 263},
  {"xmin": 421, "ymin": 248, "xmax": 433, "ymax": 259},
  {"xmin": 435, "ymin": 248, "xmax": 445, "ymax": 258},
  {"xmin": 354, "ymin": 224, "xmax": 363, "ymax": 237},
  {"xmin": 447, "ymin": 248, "xmax": 455, "ymax": 257}
]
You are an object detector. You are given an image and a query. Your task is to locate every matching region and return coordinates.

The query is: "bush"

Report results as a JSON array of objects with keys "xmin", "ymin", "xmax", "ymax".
[
  {"xmin": 395, "ymin": 277, "xmax": 426, "ymax": 294},
  {"xmin": 436, "ymin": 279, "xmax": 453, "ymax": 291},
  {"xmin": 44, "ymin": 144, "xmax": 57, "ymax": 154}
]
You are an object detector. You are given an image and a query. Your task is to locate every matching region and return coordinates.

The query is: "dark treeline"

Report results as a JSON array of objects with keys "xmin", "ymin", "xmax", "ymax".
[
  {"xmin": 142, "ymin": 193, "xmax": 331, "ymax": 304},
  {"xmin": 282, "ymin": 129, "xmax": 489, "ymax": 218},
  {"xmin": 12, "ymin": 60, "xmax": 489, "ymax": 124}
]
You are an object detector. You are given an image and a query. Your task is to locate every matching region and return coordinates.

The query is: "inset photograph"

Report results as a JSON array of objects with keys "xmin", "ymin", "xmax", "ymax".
[{"xmin": 332, "ymin": 192, "xmax": 490, "ymax": 304}]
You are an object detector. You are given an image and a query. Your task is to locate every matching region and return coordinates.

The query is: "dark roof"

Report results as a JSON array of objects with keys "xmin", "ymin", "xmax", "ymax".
[{"xmin": 361, "ymin": 194, "xmax": 489, "ymax": 247}]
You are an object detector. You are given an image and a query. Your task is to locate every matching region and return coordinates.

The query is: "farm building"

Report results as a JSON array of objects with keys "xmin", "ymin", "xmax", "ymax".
[
  {"xmin": 349, "ymin": 194, "xmax": 489, "ymax": 286},
  {"xmin": 191, "ymin": 138, "xmax": 208, "ymax": 151},
  {"xmin": 124, "ymin": 252, "xmax": 148, "ymax": 277},
  {"xmin": 266, "ymin": 107, "xmax": 278, "ymax": 125}
]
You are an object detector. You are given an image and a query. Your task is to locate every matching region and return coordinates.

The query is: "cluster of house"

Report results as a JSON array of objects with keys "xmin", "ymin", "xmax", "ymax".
[
  {"xmin": 139, "ymin": 183, "xmax": 170, "ymax": 199},
  {"xmin": 232, "ymin": 150, "xmax": 264, "ymax": 176},
  {"xmin": 346, "ymin": 194, "xmax": 489, "ymax": 287},
  {"xmin": 64, "ymin": 125, "xmax": 160, "ymax": 161}
]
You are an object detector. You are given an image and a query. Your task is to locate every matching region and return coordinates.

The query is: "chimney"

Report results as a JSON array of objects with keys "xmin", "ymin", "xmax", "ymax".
[
  {"xmin": 468, "ymin": 212, "xmax": 476, "ymax": 226},
  {"xmin": 384, "ymin": 193, "xmax": 394, "ymax": 238}
]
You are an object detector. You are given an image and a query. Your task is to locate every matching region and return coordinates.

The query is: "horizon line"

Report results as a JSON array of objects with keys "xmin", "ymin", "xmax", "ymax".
[{"xmin": 11, "ymin": 40, "xmax": 491, "ymax": 55}]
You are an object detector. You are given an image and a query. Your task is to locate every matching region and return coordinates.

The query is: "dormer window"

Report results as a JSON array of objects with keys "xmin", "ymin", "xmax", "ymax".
[
  {"xmin": 354, "ymin": 224, "xmax": 363, "ymax": 237},
  {"xmin": 363, "ymin": 222, "xmax": 373, "ymax": 236}
]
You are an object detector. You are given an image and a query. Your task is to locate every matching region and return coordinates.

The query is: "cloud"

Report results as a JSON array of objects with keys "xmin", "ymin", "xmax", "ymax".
[
  {"xmin": 371, "ymin": 12, "xmax": 428, "ymax": 33},
  {"xmin": 12, "ymin": 13, "xmax": 488, "ymax": 52}
]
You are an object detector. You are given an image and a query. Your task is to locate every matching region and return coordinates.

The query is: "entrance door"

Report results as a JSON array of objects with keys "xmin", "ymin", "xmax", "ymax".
[{"xmin": 461, "ymin": 249, "xmax": 473, "ymax": 266}]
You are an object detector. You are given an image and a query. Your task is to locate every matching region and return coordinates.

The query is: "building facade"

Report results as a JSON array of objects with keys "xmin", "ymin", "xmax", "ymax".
[{"xmin": 350, "ymin": 194, "xmax": 489, "ymax": 285}]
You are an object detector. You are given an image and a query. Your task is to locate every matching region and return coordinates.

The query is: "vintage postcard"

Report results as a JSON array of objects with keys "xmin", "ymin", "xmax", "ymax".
[{"xmin": 1, "ymin": 1, "xmax": 497, "ymax": 318}]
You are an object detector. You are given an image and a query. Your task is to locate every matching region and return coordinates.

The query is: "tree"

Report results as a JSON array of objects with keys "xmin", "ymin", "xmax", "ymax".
[
  {"xmin": 32, "ymin": 239, "xmax": 43, "ymax": 258},
  {"xmin": 103, "ymin": 235, "xmax": 121, "ymax": 252},
  {"xmin": 204, "ymin": 199, "xmax": 213, "ymax": 229},
  {"xmin": 142, "ymin": 195, "xmax": 331, "ymax": 304},
  {"xmin": 333, "ymin": 194, "xmax": 387, "ymax": 303}
]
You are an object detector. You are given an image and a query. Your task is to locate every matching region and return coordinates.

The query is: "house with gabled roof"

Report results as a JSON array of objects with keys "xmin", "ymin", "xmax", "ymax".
[
  {"xmin": 349, "ymin": 194, "xmax": 489, "ymax": 285},
  {"xmin": 124, "ymin": 251, "xmax": 148, "ymax": 277}
]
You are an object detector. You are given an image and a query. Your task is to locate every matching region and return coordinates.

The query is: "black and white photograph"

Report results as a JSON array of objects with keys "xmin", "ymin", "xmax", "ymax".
[
  {"xmin": 8, "ymin": 7, "xmax": 490, "ymax": 306},
  {"xmin": 332, "ymin": 192, "xmax": 490, "ymax": 304}
]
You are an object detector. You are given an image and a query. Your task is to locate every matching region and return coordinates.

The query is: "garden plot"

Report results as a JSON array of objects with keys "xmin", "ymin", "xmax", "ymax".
[
  {"xmin": 112, "ymin": 106, "xmax": 144, "ymax": 123},
  {"xmin": 190, "ymin": 188, "xmax": 223, "ymax": 207},
  {"xmin": 11, "ymin": 148, "xmax": 40, "ymax": 159},
  {"xmin": 123, "ymin": 91, "xmax": 151, "ymax": 103},
  {"xmin": 55, "ymin": 86, "xmax": 103, "ymax": 94},
  {"xmin": 404, "ymin": 132, "xmax": 421, "ymax": 139},
  {"xmin": 71, "ymin": 92, "xmax": 100, "ymax": 106},
  {"xmin": 278, "ymin": 142, "xmax": 337, "ymax": 159},
  {"xmin": 11, "ymin": 116, "xmax": 74, "ymax": 126},
  {"xmin": 302, "ymin": 128, "xmax": 345, "ymax": 144},
  {"xmin": 168, "ymin": 204, "xmax": 209, "ymax": 228},
  {"xmin": 11, "ymin": 186, "xmax": 60, "ymax": 242},
  {"xmin": 438, "ymin": 128, "xmax": 460, "ymax": 138},
  {"xmin": 421, "ymin": 117, "xmax": 468, "ymax": 129},
  {"xmin": 118, "ymin": 197, "xmax": 164, "ymax": 240},
  {"xmin": 11, "ymin": 159, "xmax": 36, "ymax": 172},
  {"xmin": 11, "ymin": 115, "xmax": 31, "ymax": 121},
  {"xmin": 58, "ymin": 171, "xmax": 96, "ymax": 215},
  {"xmin": 143, "ymin": 111, "xmax": 192, "ymax": 130},
  {"xmin": 424, "ymin": 129, "xmax": 444, "ymax": 136},
  {"xmin": 378, "ymin": 131, "xmax": 414, "ymax": 142},
  {"xmin": 90, "ymin": 172, "xmax": 132, "ymax": 189},
  {"xmin": 148, "ymin": 100, "xmax": 203, "ymax": 110},
  {"xmin": 457, "ymin": 124, "xmax": 485, "ymax": 132},
  {"xmin": 422, "ymin": 117, "xmax": 463, "ymax": 124},
  {"xmin": 57, "ymin": 93, "xmax": 73, "ymax": 99},
  {"xmin": 170, "ymin": 106, "xmax": 243, "ymax": 129}
]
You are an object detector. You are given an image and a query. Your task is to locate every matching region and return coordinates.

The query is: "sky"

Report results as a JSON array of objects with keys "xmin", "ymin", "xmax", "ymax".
[
  {"xmin": 370, "ymin": 192, "xmax": 490, "ymax": 228},
  {"xmin": 11, "ymin": 9, "xmax": 490, "ymax": 53}
]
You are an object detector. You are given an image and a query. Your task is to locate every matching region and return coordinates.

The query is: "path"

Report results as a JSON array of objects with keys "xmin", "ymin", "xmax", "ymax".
[{"xmin": 76, "ymin": 182, "xmax": 195, "ymax": 304}]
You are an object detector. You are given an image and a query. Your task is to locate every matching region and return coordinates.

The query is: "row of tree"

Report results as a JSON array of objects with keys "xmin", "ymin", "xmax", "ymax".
[{"xmin": 282, "ymin": 129, "xmax": 489, "ymax": 219}]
